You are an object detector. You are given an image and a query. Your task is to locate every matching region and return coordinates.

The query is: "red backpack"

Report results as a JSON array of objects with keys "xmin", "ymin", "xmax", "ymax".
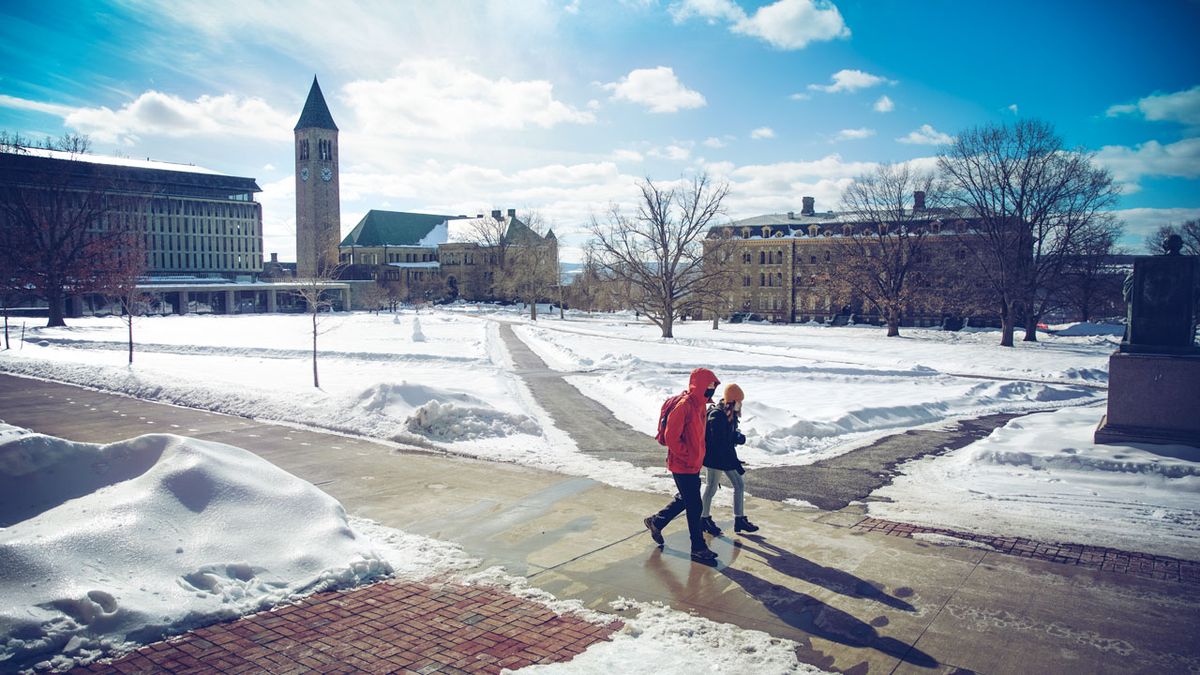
[{"xmin": 654, "ymin": 392, "xmax": 688, "ymax": 446}]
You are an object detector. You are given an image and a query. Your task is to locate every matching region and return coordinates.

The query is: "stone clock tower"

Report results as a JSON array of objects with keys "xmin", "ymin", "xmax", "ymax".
[{"xmin": 294, "ymin": 76, "xmax": 341, "ymax": 277}]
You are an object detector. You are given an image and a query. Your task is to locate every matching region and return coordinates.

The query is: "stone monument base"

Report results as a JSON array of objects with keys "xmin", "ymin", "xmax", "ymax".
[{"xmin": 1094, "ymin": 352, "xmax": 1200, "ymax": 456}]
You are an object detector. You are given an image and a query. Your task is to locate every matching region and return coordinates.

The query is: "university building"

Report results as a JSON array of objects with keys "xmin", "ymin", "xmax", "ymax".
[
  {"xmin": 0, "ymin": 147, "xmax": 348, "ymax": 317},
  {"xmin": 708, "ymin": 194, "xmax": 994, "ymax": 326}
]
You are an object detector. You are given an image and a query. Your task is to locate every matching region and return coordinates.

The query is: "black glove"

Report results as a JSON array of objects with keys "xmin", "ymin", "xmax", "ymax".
[{"xmin": 735, "ymin": 432, "xmax": 746, "ymax": 445}]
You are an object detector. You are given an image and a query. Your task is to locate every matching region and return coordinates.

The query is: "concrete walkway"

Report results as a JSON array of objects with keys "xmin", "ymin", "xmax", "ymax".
[
  {"xmin": 498, "ymin": 323, "xmax": 1024, "ymax": 509},
  {"xmin": 3, "ymin": 374, "xmax": 1198, "ymax": 674}
]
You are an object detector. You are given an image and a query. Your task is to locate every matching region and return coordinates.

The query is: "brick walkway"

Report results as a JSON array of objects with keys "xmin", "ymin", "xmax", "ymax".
[
  {"xmin": 853, "ymin": 517, "xmax": 1200, "ymax": 584},
  {"xmin": 74, "ymin": 579, "xmax": 622, "ymax": 674}
]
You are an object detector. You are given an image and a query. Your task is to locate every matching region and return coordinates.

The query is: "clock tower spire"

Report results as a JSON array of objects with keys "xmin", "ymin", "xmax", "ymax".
[{"xmin": 294, "ymin": 76, "xmax": 340, "ymax": 278}]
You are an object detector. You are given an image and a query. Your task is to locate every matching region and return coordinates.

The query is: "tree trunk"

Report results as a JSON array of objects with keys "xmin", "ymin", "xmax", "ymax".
[
  {"xmin": 3, "ymin": 306, "xmax": 9, "ymax": 349},
  {"xmin": 312, "ymin": 312, "xmax": 320, "ymax": 388},
  {"xmin": 127, "ymin": 315, "xmax": 134, "ymax": 365},
  {"xmin": 886, "ymin": 320, "xmax": 900, "ymax": 337},
  {"xmin": 662, "ymin": 312, "xmax": 674, "ymax": 338},
  {"xmin": 530, "ymin": 301, "xmax": 537, "ymax": 321},
  {"xmin": 1022, "ymin": 307, "xmax": 1039, "ymax": 342},
  {"xmin": 999, "ymin": 303, "xmax": 1015, "ymax": 347},
  {"xmin": 712, "ymin": 313, "xmax": 719, "ymax": 330},
  {"xmin": 46, "ymin": 287, "xmax": 66, "ymax": 327}
]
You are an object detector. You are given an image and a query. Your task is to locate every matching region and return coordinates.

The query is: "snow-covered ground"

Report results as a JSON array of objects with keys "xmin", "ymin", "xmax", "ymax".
[
  {"xmin": 1, "ymin": 308, "xmax": 1196, "ymax": 558},
  {"xmin": 870, "ymin": 404, "xmax": 1200, "ymax": 559},
  {"xmin": 0, "ymin": 423, "xmax": 474, "ymax": 672}
]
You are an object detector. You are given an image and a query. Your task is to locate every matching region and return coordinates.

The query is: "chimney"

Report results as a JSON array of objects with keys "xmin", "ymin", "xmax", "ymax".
[
  {"xmin": 801, "ymin": 196, "xmax": 815, "ymax": 216},
  {"xmin": 476, "ymin": 213, "xmax": 484, "ymax": 218},
  {"xmin": 491, "ymin": 209, "xmax": 502, "ymax": 220},
  {"xmin": 270, "ymin": 252, "xmax": 278, "ymax": 263},
  {"xmin": 787, "ymin": 211, "xmax": 795, "ymax": 220},
  {"xmin": 506, "ymin": 208, "xmax": 516, "ymax": 218},
  {"xmin": 913, "ymin": 190, "xmax": 926, "ymax": 210}
]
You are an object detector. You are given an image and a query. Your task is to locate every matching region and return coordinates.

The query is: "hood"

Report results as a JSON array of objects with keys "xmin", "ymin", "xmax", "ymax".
[{"xmin": 687, "ymin": 368, "xmax": 720, "ymax": 401}]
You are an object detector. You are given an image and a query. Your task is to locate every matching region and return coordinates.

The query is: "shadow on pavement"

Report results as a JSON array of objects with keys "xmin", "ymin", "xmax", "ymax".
[
  {"xmin": 642, "ymin": 540, "xmax": 937, "ymax": 670},
  {"xmin": 735, "ymin": 534, "xmax": 916, "ymax": 611}
]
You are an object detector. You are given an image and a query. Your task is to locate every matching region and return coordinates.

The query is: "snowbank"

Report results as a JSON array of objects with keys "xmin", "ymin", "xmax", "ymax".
[
  {"xmin": 0, "ymin": 424, "xmax": 472, "ymax": 672},
  {"xmin": 869, "ymin": 405, "xmax": 1200, "ymax": 559}
]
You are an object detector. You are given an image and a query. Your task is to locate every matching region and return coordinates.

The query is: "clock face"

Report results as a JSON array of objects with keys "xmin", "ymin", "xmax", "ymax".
[
  {"xmin": 321, "ymin": 167, "xmax": 333, "ymax": 182},
  {"xmin": 299, "ymin": 167, "xmax": 309, "ymax": 182}
]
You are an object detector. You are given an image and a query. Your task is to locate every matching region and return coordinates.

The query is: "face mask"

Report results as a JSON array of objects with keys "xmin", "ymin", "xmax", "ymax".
[{"xmin": 704, "ymin": 386, "xmax": 716, "ymax": 399}]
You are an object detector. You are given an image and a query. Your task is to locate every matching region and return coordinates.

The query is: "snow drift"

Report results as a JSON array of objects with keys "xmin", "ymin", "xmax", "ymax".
[{"xmin": 0, "ymin": 425, "xmax": 392, "ymax": 671}]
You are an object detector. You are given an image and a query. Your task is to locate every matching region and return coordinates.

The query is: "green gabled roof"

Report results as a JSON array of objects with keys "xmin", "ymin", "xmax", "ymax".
[
  {"xmin": 339, "ymin": 210, "xmax": 456, "ymax": 247},
  {"xmin": 295, "ymin": 76, "xmax": 338, "ymax": 131},
  {"xmin": 502, "ymin": 217, "xmax": 547, "ymax": 245}
]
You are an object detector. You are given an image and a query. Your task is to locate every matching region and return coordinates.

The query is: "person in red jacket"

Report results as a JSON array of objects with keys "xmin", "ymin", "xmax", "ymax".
[{"xmin": 644, "ymin": 367, "xmax": 721, "ymax": 563}]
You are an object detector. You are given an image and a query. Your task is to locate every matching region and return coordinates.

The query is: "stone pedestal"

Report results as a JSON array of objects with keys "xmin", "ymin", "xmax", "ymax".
[{"xmin": 1094, "ymin": 352, "xmax": 1200, "ymax": 455}]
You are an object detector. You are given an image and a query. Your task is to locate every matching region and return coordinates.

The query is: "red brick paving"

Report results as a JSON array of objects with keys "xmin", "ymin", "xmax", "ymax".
[
  {"xmin": 853, "ymin": 516, "xmax": 1200, "ymax": 584},
  {"xmin": 74, "ymin": 579, "xmax": 622, "ymax": 674}
]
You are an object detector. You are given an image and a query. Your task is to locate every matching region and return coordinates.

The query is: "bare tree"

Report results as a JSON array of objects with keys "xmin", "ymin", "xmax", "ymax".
[
  {"xmin": 466, "ymin": 211, "xmax": 513, "ymax": 280},
  {"xmin": 294, "ymin": 227, "xmax": 345, "ymax": 386},
  {"xmin": 588, "ymin": 173, "xmax": 730, "ymax": 338},
  {"xmin": 500, "ymin": 210, "xmax": 559, "ymax": 320},
  {"xmin": 1059, "ymin": 217, "xmax": 1126, "ymax": 322},
  {"xmin": 830, "ymin": 163, "xmax": 941, "ymax": 337},
  {"xmin": 696, "ymin": 233, "xmax": 737, "ymax": 329},
  {"xmin": 358, "ymin": 281, "xmax": 389, "ymax": 314},
  {"xmin": 103, "ymin": 234, "xmax": 150, "ymax": 364},
  {"xmin": 938, "ymin": 119, "xmax": 1119, "ymax": 346},
  {"xmin": 1144, "ymin": 220, "xmax": 1200, "ymax": 256},
  {"xmin": 0, "ymin": 133, "xmax": 144, "ymax": 327}
]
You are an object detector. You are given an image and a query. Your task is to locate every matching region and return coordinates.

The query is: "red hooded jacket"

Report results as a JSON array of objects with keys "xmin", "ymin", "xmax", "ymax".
[{"xmin": 664, "ymin": 367, "xmax": 720, "ymax": 474}]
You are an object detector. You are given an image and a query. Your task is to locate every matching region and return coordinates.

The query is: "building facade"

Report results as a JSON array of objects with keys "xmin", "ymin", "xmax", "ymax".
[
  {"xmin": 708, "ymin": 195, "xmax": 996, "ymax": 326},
  {"xmin": 294, "ymin": 76, "xmax": 341, "ymax": 278}
]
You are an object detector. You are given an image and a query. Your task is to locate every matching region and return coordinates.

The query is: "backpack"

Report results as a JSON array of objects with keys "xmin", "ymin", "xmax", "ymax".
[{"xmin": 654, "ymin": 392, "xmax": 688, "ymax": 446}]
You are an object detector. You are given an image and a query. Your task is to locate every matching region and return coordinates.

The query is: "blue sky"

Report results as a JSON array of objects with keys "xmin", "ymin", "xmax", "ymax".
[{"xmin": 2, "ymin": 0, "xmax": 1198, "ymax": 261}]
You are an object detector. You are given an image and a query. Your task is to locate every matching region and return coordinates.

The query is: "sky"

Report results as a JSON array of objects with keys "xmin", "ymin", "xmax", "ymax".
[{"xmin": 1, "ymin": 0, "xmax": 1198, "ymax": 262}]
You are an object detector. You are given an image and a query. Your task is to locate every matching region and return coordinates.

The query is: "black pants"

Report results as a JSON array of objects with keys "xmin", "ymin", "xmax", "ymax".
[{"xmin": 651, "ymin": 472, "xmax": 706, "ymax": 552}]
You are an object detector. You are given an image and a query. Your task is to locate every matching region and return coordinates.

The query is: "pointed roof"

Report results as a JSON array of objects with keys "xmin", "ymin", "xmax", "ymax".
[
  {"xmin": 545, "ymin": 228, "xmax": 556, "ymax": 240},
  {"xmin": 294, "ymin": 76, "xmax": 338, "ymax": 131}
]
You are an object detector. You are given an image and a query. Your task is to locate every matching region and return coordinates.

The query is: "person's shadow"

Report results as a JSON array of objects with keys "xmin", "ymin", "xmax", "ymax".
[{"xmin": 735, "ymin": 535, "xmax": 915, "ymax": 612}]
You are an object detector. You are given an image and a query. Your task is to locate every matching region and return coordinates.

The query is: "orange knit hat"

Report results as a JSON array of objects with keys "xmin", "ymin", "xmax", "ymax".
[{"xmin": 723, "ymin": 383, "xmax": 744, "ymax": 403}]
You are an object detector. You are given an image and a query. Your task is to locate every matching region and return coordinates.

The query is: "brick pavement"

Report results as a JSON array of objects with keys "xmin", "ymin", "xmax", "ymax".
[
  {"xmin": 853, "ymin": 516, "xmax": 1200, "ymax": 584},
  {"xmin": 74, "ymin": 579, "xmax": 622, "ymax": 674}
]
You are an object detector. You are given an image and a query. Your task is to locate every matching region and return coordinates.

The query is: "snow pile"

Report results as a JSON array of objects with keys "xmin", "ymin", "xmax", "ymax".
[
  {"xmin": 0, "ymin": 424, "xmax": 423, "ymax": 672},
  {"xmin": 462, "ymin": 568, "xmax": 825, "ymax": 675},
  {"xmin": 1051, "ymin": 322, "xmax": 1124, "ymax": 337},
  {"xmin": 351, "ymin": 382, "xmax": 540, "ymax": 441},
  {"xmin": 870, "ymin": 405, "xmax": 1200, "ymax": 559},
  {"xmin": 412, "ymin": 317, "xmax": 426, "ymax": 342}
]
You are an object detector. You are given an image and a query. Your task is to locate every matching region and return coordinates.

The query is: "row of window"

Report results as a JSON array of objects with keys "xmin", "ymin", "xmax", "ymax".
[
  {"xmin": 148, "ymin": 251, "xmax": 260, "ymax": 271},
  {"xmin": 729, "ymin": 221, "xmax": 952, "ymax": 239}
]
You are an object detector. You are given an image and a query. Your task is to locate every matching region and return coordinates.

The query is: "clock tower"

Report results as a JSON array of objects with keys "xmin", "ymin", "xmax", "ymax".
[{"xmin": 294, "ymin": 76, "xmax": 341, "ymax": 277}]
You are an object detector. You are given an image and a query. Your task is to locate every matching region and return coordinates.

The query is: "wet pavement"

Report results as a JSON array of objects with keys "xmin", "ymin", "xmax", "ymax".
[{"xmin": 3, "ymin": 374, "xmax": 1199, "ymax": 674}]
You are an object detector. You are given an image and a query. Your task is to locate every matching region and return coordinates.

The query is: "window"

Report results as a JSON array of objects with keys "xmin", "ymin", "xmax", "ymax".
[
  {"xmin": 776, "ymin": 272, "xmax": 783, "ymax": 286},
  {"xmin": 743, "ymin": 252, "xmax": 752, "ymax": 264},
  {"xmin": 760, "ymin": 251, "xmax": 766, "ymax": 264},
  {"xmin": 298, "ymin": 139, "xmax": 309, "ymax": 161},
  {"xmin": 810, "ymin": 255, "xmax": 817, "ymax": 264},
  {"xmin": 743, "ymin": 276, "xmax": 751, "ymax": 287},
  {"xmin": 824, "ymin": 251, "xmax": 831, "ymax": 262},
  {"xmin": 760, "ymin": 273, "xmax": 765, "ymax": 286}
]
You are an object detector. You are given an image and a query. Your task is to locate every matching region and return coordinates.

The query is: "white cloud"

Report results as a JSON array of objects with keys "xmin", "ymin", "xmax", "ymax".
[
  {"xmin": 669, "ymin": 0, "xmax": 848, "ymax": 50},
  {"xmin": 262, "ymin": 163, "xmax": 276, "ymax": 171},
  {"xmin": 896, "ymin": 124, "xmax": 953, "ymax": 145},
  {"xmin": 612, "ymin": 149, "xmax": 644, "ymax": 162},
  {"xmin": 788, "ymin": 92, "xmax": 812, "ymax": 101},
  {"xmin": 808, "ymin": 69, "xmax": 895, "ymax": 94},
  {"xmin": 1110, "ymin": 207, "xmax": 1200, "ymax": 245},
  {"xmin": 602, "ymin": 66, "xmax": 706, "ymax": 113},
  {"xmin": 1094, "ymin": 137, "xmax": 1200, "ymax": 192},
  {"xmin": 1, "ymin": 91, "xmax": 293, "ymax": 145},
  {"xmin": 1007, "ymin": 103, "xmax": 1019, "ymax": 115},
  {"xmin": 834, "ymin": 127, "xmax": 875, "ymax": 141},
  {"xmin": 873, "ymin": 95, "xmax": 894, "ymax": 112},
  {"xmin": 750, "ymin": 127, "xmax": 775, "ymax": 140},
  {"xmin": 668, "ymin": 0, "xmax": 743, "ymax": 24},
  {"xmin": 1106, "ymin": 85, "xmax": 1200, "ymax": 126},
  {"xmin": 649, "ymin": 144, "xmax": 692, "ymax": 161},
  {"xmin": 564, "ymin": 0, "xmax": 582, "ymax": 14},
  {"xmin": 343, "ymin": 60, "xmax": 594, "ymax": 139},
  {"xmin": 731, "ymin": 0, "xmax": 850, "ymax": 50},
  {"xmin": 703, "ymin": 136, "xmax": 726, "ymax": 148}
]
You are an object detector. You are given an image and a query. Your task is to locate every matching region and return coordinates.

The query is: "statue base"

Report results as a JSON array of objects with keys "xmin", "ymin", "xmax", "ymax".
[{"xmin": 1094, "ymin": 351, "xmax": 1200, "ymax": 455}]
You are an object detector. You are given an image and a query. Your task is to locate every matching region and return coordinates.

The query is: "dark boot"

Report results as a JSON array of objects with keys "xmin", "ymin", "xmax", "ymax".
[
  {"xmin": 690, "ymin": 547, "xmax": 718, "ymax": 564},
  {"xmin": 644, "ymin": 516, "xmax": 664, "ymax": 546},
  {"xmin": 734, "ymin": 516, "xmax": 759, "ymax": 533},
  {"xmin": 700, "ymin": 516, "xmax": 723, "ymax": 536}
]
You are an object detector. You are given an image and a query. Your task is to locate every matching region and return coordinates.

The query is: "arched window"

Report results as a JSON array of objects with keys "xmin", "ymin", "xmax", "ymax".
[
  {"xmin": 776, "ymin": 272, "xmax": 783, "ymax": 286},
  {"xmin": 777, "ymin": 249, "xmax": 784, "ymax": 263},
  {"xmin": 824, "ymin": 250, "xmax": 831, "ymax": 262},
  {"xmin": 760, "ymin": 251, "xmax": 766, "ymax": 264},
  {"xmin": 760, "ymin": 273, "xmax": 765, "ymax": 286},
  {"xmin": 808, "ymin": 225, "xmax": 819, "ymax": 237},
  {"xmin": 843, "ymin": 224, "xmax": 852, "ymax": 237},
  {"xmin": 762, "ymin": 226, "xmax": 771, "ymax": 238}
]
